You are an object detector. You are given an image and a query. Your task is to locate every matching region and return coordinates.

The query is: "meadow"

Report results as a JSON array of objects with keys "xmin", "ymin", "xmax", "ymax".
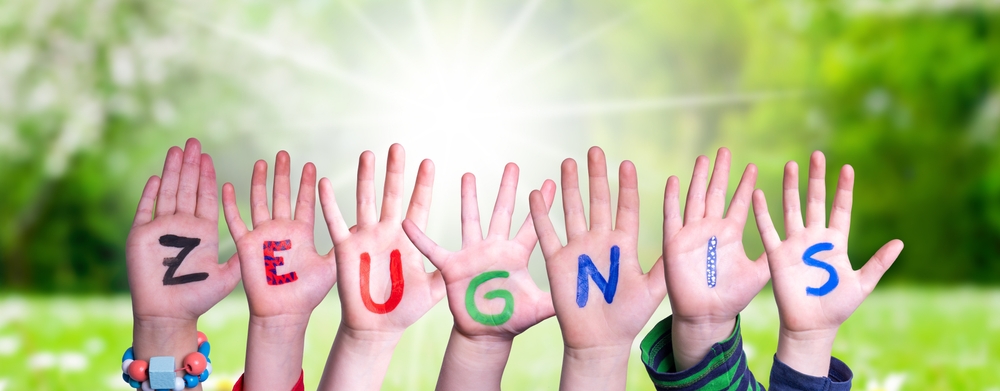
[{"xmin": 3, "ymin": 286, "xmax": 999, "ymax": 391}]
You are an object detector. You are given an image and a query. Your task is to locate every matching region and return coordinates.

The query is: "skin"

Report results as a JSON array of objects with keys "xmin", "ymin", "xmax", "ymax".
[
  {"xmin": 222, "ymin": 151, "xmax": 336, "ymax": 391},
  {"xmin": 317, "ymin": 143, "xmax": 445, "ymax": 391},
  {"xmin": 752, "ymin": 151, "xmax": 904, "ymax": 376},
  {"xmin": 126, "ymin": 138, "xmax": 241, "ymax": 391},
  {"xmin": 663, "ymin": 148, "xmax": 771, "ymax": 370},
  {"xmin": 402, "ymin": 163, "xmax": 558, "ymax": 391},
  {"xmin": 528, "ymin": 146, "xmax": 666, "ymax": 391}
]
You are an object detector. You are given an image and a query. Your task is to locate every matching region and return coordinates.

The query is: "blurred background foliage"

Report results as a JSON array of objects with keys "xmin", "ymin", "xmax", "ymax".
[{"xmin": 1, "ymin": 0, "xmax": 998, "ymax": 293}]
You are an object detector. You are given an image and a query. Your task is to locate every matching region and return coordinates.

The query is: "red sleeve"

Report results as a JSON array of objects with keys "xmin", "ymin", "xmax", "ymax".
[{"xmin": 233, "ymin": 370, "xmax": 305, "ymax": 391}]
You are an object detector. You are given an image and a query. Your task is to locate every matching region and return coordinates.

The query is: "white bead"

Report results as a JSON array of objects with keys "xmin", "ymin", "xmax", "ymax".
[
  {"xmin": 122, "ymin": 359, "xmax": 133, "ymax": 374},
  {"xmin": 174, "ymin": 376, "xmax": 185, "ymax": 391},
  {"xmin": 206, "ymin": 362, "xmax": 213, "ymax": 375},
  {"xmin": 141, "ymin": 380, "xmax": 153, "ymax": 391}
]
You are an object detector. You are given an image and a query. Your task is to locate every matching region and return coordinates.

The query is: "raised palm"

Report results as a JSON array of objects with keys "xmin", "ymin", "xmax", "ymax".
[
  {"xmin": 319, "ymin": 144, "xmax": 445, "ymax": 333},
  {"xmin": 530, "ymin": 147, "xmax": 666, "ymax": 350},
  {"xmin": 222, "ymin": 151, "xmax": 336, "ymax": 319},
  {"xmin": 664, "ymin": 148, "xmax": 769, "ymax": 324},
  {"xmin": 403, "ymin": 164, "xmax": 557, "ymax": 339},
  {"xmin": 752, "ymin": 151, "xmax": 903, "ymax": 335},
  {"xmin": 126, "ymin": 138, "xmax": 241, "ymax": 321}
]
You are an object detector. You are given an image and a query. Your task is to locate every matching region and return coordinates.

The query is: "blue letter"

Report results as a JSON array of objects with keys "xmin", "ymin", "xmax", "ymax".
[
  {"xmin": 576, "ymin": 245, "xmax": 620, "ymax": 307},
  {"xmin": 802, "ymin": 242, "xmax": 838, "ymax": 296}
]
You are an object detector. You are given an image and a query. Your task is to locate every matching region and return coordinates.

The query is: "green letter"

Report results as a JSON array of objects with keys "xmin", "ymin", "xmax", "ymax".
[{"xmin": 465, "ymin": 270, "xmax": 514, "ymax": 326}]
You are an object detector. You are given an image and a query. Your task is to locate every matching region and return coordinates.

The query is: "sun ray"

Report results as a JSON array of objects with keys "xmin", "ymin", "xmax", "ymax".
[
  {"xmin": 491, "ymin": 10, "xmax": 633, "ymax": 94},
  {"xmin": 342, "ymin": 0, "xmax": 417, "ymax": 77},
  {"xmin": 471, "ymin": 0, "xmax": 544, "ymax": 84},
  {"xmin": 496, "ymin": 91, "xmax": 808, "ymax": 121},
  {"xmin": 410, "ymin": 0, "xmax": 443, "ymax": 74},
  {"xmin": 452, "ymin": 0, "xmax": 478, "ymax": 70},
  {"xmin": 165, "ymin": 5, "xmax": 403, "ymax": 103}
]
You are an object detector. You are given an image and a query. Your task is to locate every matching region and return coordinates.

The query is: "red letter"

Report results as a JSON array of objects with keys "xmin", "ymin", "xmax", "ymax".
[{"xmin": 360, "ymin": 250, "xmax": 404, "ymax": 314}]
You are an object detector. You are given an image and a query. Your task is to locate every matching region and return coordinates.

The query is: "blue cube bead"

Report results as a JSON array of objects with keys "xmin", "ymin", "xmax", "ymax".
[{"xmin": 148, "ymin": 356, "xmax": 176, "ymax": 389}]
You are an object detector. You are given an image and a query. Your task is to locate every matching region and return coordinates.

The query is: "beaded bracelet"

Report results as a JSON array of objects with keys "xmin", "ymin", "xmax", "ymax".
[{"xmin": 121, "ymin": 331, "xmax": 213, "ymax": 390}]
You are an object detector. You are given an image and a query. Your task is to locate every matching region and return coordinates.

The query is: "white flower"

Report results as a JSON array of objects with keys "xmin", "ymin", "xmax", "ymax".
[{"xmin": 865, "ymin": 373, "xmax": 906, "ymax": 391}]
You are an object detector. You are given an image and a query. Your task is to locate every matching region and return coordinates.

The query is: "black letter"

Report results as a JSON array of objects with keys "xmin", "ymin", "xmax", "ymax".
[{"xmin": 160, "ymin": 235, "xmax": 209, "ymax": 285}]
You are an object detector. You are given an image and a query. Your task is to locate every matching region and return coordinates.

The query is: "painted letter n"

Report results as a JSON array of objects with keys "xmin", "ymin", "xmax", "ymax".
[{"xmin": 576, "ymin": 245, "xmax": 621, "ymax": 308}]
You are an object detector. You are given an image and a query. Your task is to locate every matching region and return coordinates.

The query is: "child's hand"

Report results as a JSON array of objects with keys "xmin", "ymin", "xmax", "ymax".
[
  {"xmin": 222, "ymin": 151, "xmax": 336, "ymax": 320},
  {"xmin": 127, "ymin": 138, "xmax": 241, "ymax": 323},
  {"xmin": 222, "ymin": 151, "xmax": 335, "ymax": 391},
  {"xmin": 403, "ymin": 164, "xmax": 556, "ymax": 340},
  {"xmin": 402, "ymin": 164, "xmax": 557, "ymax": 391},
  {"xmin": 663, "ymin": 148, "xmax": 769, "ymax": 370},
  {"xmin": 752, "ymin": 151, "xmax": 903, "ymax": 376},
  {"xmin": 319, "ymin": 143, "xmax": 445, "ymax": 333},
  {"xmin": 317, "ymin": 144, "xmax": 444, "ymax": 391},
  {"xmin": 529, "ymin": 147, "xmax": 665, "ymax": 390}
]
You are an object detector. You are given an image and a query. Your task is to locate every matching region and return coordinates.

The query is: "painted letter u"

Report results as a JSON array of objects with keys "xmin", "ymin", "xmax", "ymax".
[{"xmin": 360, "ymin": 250, "xmax": 405, "ymax": 314}]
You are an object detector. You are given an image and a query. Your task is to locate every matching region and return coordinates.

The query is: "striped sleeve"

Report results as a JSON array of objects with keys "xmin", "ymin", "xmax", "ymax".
[{"xmin": 640, "ymin": 315, "xmax": 765, "ymax": 391}]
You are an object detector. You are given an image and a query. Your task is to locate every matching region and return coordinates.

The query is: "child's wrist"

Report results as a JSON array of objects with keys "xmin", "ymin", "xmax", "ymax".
[
  {"xmin": 450, "ymin": 327, "xmax": 515, "ymax": 359},
  {"xmin": 670, "ymin": 316, "xmax": 737, "ymax": 370},
  {"xmin": 775, "ymin": 327, "xmax": 838, "ymax": 377},
  {"xmin": 132, "ymin": 316, "xmax": 200, "ymax": 359}
]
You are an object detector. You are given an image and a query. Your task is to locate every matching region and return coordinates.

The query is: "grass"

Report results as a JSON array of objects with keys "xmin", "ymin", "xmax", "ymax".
[{"xmin": 1, "ymin": 286, "xmax": 998, "ymax": 390}]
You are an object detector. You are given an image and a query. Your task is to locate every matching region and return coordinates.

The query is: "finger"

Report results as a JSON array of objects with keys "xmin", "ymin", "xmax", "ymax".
[
  {"xmin": 684, "ymin": 155, "xmax": 710, "ymax": 224},
  {"xmin": 219, "ymin": 252, "xmax": 243, "ymax": 297},
  {"xmin": 132, "ymin": 176, "xmax": 161, "ymax": 227},
  {"xmin": 726, "ymin": 163, "xmax": 758, "ymax": 226},
  {"xmin": 829, "ymin": 165, "xmax": 854, "ymax": 235},
  {"xmin": 319, "ymin": 178, "xmax": 351, "ymax": 244},
  {"xmin": 752, "ymin": 189, "xmax": 782, "ymax": 253},
  {"xmin": 428, "ymin": 270, "xmax": 446, "ymax": 304},
  {"xmin": 402, "ymin": 218, "xmax": 450, "ymax": 269},
  {"xmin": 529, "ymin": 190, "xmax": 562, "ymax": 259},
  {"xmin": 487, "ymin": 163, "xmax": 519, "ymax": 240},
  {"xmin": 380, "ymin": 143, "xmax": 406, "ymax": 223},
  {"xmin": 859, "ymin": 239, "xmax": 904, "ymax": 296},
  {"xmin": 805, "ymin": 151, "xmax": 827, "ymax": 228},
  {"xmin": 753, "ymin": 252, "xmax": 771, "ymax": 292},
  {"xmin": 663, "ymin": 175, "xmax": 682, "ymax": 240},
  {"xmin": 614, "ymin": 160, "xmax": 640, "ymax": 235},
  {"xmin": 645, "ymin": 256, "xmax": 667, "ymax": 300},
  {"xmin": 155, "ymin": 146, "xmax": 183, "ymax": 216},
  {"xmin": 704, "ymin": 147, "xmax": 732, "ymax": 218},
  {"xmin": 561, "ymin": 158, "xmax": 587, "ymax": 240},
  {"xmin": 272, "ymin": 151, "xmax": 293, "ymax": 220},
  {"xmin": 195, "ymin": 154, "xmax": 219, "ymax": 221},
  {"xmin": 460, "ymin": 172, "xmax": 483, "ymax": 246},
  {"xmin": 587, "ymin": 147, "xmax": 613, "ymax": 231},
  {"xmin": 406, "ymin": 159, "xmax": 435, "ymax": 230},
  {"xmin": 175, "ymin": 138, "xmax": 203, "ymax": 215},
  {"xmin": 514, "ymin": 179, "xmax": 556, "ymax": 250},
  {"xmin": 782, "ymin": 160, "xmax": 804, "ymax": 236},
  {"xmin": 356, "ymin": 150, "xmax": 378, "ymax": 226},
  {"xmin": 250, "ymin": 159, "xmax": 270, "ymax": 227},
  {"xmin": 294, "ymin": 162, "xmax": 317, "ymax": 225},
  {"xmin": 222, "ymin": 182, "xmax": 250, "ymax": 243}
]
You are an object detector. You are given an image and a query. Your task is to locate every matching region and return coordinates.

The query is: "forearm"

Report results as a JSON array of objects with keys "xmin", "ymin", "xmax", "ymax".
[
  {"xmin": 317, "ymin": 323, "xmax": 402, "ymax": 391},
  {"xmin": 243, "ymin": 314, "xmax": 309, "ymax": 391},
  {"xmin": 559, "ymin": 345, "xmax": 631, "ymax": 391},
  {"xmin": 775, "ymin": 327, "xmax": 838, "ymax": 377},
  {"xmin": 132, "ymin": 316, "xmax": 203, "ymax": 391},
  {"xmin": 670, "ymin": 316, "xmax": 736, "ymax": 371},
  {"xmin": 436, "ymin": 328, "xmax": 513, "ymax": 391}
]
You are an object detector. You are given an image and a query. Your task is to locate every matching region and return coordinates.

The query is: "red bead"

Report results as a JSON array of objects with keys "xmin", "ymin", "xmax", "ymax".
[
  {"xmin": 196, "ymin": 331, "xmax": 208, "ymax": 346},
  {"xmin": 128, "ymin": 359, "xmax": 149, "ymax": 382},
  {"xmin": 183, "ymin": 352, "xmax": 207, "ymax": 375}
]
